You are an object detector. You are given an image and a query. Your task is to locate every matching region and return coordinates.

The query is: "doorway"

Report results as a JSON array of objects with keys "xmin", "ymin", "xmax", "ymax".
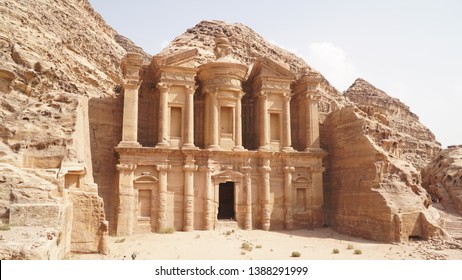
[{"xmin": 218, "ymin": 182, "xmax": 235, "ymax": 219}]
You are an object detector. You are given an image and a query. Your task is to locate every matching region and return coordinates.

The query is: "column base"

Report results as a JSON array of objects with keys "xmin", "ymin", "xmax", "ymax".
[
  {"xmin": 232, "ymin": 146, "xmax": 246, "ymax": 151},
  {"xmin": 206, "ymin": 145, "xmax": 222, "ymax": 151},
  {"xmin": 181, "ymin": 144, "xmax": 199, "ymax": 150},
  {"xmin": 258, "ymin": 145, "xmax": 271, "ymax": 151},
  {"xmin": 117, "ymin": 141, "xmax": 142, "ymax": 148},
  {"xmin": 155, "ymin": 142, "xmax": 172, "ymax": 149},
  {"xmin": 282, "ymin": 147, "xmax": 294, "ymax": 152}
]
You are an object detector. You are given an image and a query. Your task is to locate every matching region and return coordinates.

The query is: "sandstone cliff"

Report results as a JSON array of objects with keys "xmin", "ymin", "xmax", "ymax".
[
  {"xmin": 322, "ymin": 107, "xmax": 446, "ymax": 242},
  {"xmin": 345, "ymin": 78, "xmax": 441, "ymax": 170},
  {"xmin": 422, "ymin": 146, "xmax": 462, "ymax": 215},
  {"xmin": 0, "ymin": 0, "xmax": 139, "ymax": 258},
  {"xmin": 0, "ymin": 0, "xmax": 454, "ymax": 259}
]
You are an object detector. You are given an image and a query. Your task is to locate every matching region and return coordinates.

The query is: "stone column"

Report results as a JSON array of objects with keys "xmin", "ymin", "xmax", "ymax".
[
  {"xmin": 283, "ymin": 166, "xmax": 295, "ymax": 230},
  {"xmin": 156, "ymin": 83, "xmax": 171, "ymax": 148},
  {"xmin": 259, "ymin": 159, "xmax": 271, "ymax": 230},
  {"xmin": 258, "ymin": 92, "xmax": 269, "ymax": 150},
  {"xmin": 116, "ymin": 163, "xmax": 136, "ymax": 236},
  {"xmin": 241, "ymin": 166, "xmax": 252, "ymax": 230},
  {"xmin": 200, "ymin": 165, "xmax": 214, "ymax": 230},
  {"xmin": 305, "ymin": 93, "xmax": 320, "ymax": 149},
  {"xmin": 282, "ymin": 92, "xmax": 293, "ymax": 151},
  {"xmin": 156, "ymin": 163, "xmax": 171, "ymax": 231},
  {"xmin": 234, "ymin": 92, "xmax": 244, "ymax": 150},
  {"xmin": 183, "ymin": 85, "xmax": 196, "ymax": 149},
  {"xmin": 183, "ymin": 158, "xmax": 197, "ymax": 231},
  {"xmin": 207, "ymin": 89, "xmax": 220, "ymax": 150}
]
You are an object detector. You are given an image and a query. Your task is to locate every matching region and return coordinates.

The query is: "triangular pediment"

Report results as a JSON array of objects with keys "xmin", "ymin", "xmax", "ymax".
[
  {"xmin": 248, "ymin": 57, "xmax": 295, "ymax": 81},
  {"xmin": 153, "ymin": 49, "xmax": 199, "ymax": 68},
  {"xmin": 212, "ymin": 169, "xmax": 244, "ymax": 183}
]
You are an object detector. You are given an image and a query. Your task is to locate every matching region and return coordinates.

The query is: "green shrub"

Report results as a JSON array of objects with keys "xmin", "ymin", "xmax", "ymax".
[
  {"xmin": 332, "ymin": 248, "xmax": 340, "ymax": 254},
  {"xmin": 347, "ymin": 244, "xmax": 354, "ymax": 250},
  {"xmin": 354, "ymin": 249, "xmax": 362, "ymax": 255},
  {"xmin": 115, "ymin": 238, "xmax": 126, "ymax": 243},
  {"xmin": 256, "ymin": 244, "xmax": 262, "ymax": 249}
]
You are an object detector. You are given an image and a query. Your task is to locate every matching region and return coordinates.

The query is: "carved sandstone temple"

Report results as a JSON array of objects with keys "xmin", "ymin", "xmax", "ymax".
[{"xmin": 114, "ymin": 35, "xmax": 326, "ymax": 235}]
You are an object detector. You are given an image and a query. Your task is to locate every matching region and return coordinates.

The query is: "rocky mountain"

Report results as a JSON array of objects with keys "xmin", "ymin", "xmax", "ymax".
[
  {"xmin": 0, "ymin": 0, "xmax": 144, "ymax": 259},
  {"xmin": 345, "ymin": 78, "xmax": 441, "ymax": 170},
  {"xmin": 0, "ymin": 0, "xmax": 458, "ymax": 258}
]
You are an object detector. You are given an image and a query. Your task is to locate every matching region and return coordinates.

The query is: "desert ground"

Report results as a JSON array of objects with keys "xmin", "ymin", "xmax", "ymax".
[{"xmin": 70, "ymin": 227, "xmax": 462, "ymax": 260}]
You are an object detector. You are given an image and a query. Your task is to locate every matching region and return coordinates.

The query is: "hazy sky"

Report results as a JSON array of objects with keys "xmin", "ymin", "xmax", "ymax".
[{"xmin": 89, "ymin": 0, "xmax": 462, "ymax": 147}]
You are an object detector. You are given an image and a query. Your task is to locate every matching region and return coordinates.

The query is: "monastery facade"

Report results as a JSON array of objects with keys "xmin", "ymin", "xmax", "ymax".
[{"xmin": 114, "ymin": 35, "xmax": 327, "ymax": 235}]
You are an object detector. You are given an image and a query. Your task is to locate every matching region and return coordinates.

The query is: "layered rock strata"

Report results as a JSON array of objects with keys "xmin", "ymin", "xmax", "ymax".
[{"xmin": 322, "ymin": 107, "xmax": 446, "ymax": 242}]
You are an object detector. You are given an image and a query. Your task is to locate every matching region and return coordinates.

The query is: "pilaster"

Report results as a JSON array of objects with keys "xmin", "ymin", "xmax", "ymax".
[
  {"xmin": 258, "ymin": 158, "xmax": 271, "ymax": 230},
  {"xmin": 156, "ymin": 163, "xmax": 171, "ymax": 231},
  {"xmin": 156, "ymin": 83, "xmax": 171, "ymax": 148},
  {"xmin": 183, "ymin": 157, "xmax": 197, "ymax": 231},
  {"xmin": 240, "ymin": 166, "xmax": 252, "ymax": 230},
  {"xmin": 116, "ymin": 163, "xmax": 137, "ymax": 236},
  {"xmin": 283, "ymin": 166, "xmax": 295, "ymax": 230}
]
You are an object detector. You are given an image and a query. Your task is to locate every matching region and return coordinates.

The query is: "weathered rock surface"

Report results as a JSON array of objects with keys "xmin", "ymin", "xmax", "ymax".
[
  {"xmin": 0, "ymin": 0, "xmax": 139, "ymax": 258},
  {"xmin": 0, "ymin": 0, "xmax": 454, "ymax": 259},
  {"xmin": 345, "ymin": 78, "xmax": 441, "ymax": 170},
  {"xmin": 322, "ymin": 107, "xmax": 447, "ymax": 242},
  {"xmin": 422, "ymin": 146, "xmax": 462, "ymax": 219}
]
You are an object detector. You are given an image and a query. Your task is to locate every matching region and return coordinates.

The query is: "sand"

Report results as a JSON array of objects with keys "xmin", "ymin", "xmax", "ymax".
[{"xmin": 70, "ymin": 227, "xmax": 462, "ymax": 260}]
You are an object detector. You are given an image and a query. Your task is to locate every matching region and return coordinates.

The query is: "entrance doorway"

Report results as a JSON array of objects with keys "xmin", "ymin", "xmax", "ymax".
[{"xmin": 218, "ymin": 182, "xmax": 235, "ymax": 219}]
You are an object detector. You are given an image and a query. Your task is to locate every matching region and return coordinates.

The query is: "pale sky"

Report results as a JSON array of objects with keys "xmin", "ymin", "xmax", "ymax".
[{"xmin": 89, "ymin": 0, "xmax": 462, "ymax": 147}]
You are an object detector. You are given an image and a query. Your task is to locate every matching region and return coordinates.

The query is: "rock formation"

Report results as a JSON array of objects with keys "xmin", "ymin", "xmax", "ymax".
[
  {"xmin": 345, "ymin": 78, "xmax": 441, "ymax": 170},
  {"xmin": 322, "ymin": 107, "xmax": 446, "ymax": 242},
  {"xmin": 422, "ymin": 146, "xmax": 462, "ymax": 215},
  {"xmin": 0, "ymin": 0, "xmax": 456, "ymax": 259},
  {"xmin": 0, "ymin": 0, "xmax": 136, "ymax": 258}
]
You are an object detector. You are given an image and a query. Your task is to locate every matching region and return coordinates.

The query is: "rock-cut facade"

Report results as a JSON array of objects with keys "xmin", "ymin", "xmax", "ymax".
[{"xmin": 114, "ymin": 35, "xmax": 327, "ymax": 235}]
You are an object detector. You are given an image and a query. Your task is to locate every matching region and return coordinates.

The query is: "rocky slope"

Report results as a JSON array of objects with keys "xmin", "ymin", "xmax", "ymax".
[
  {"xmin": 322, "ymin": 106, "xmax": 446, "ymax": 242},
  {"xmin": 0, "ymin": 0, "xmax": 455, "ymax": 258},
  {"xmin": 345, "ymin": 78, "xmax": 441, "ymax": 170},
  {"xmin": 0, "ymin": 0, "xmax": 145, "ymax": 258},
  {"xmin": 422, "ymin": 146, "xmax": 462, "ymax": 214}
]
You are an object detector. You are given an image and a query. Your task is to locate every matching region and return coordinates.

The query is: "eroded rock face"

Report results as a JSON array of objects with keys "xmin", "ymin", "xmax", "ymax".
[
  {"xmin": 322, "ymin": 107, "xmax": 446, "ymax": 242},
  {"xmin": 345, "ymin": 78, "xmax": 441, "ymax": 170},
  {"xmin": 422, "ymin": 146, "xmax": 462, "ymax": 215},
  {"xmin": 0, "ymin": 0, "xmax": 141, "ymax": 258}
]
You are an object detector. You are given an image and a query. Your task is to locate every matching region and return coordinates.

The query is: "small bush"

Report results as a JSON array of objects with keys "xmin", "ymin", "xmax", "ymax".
[
  {"xmin": 0, "ymin": 224, "xmax": 11, "ymax": 231},
  {"xmin": 354, "ymin": 249, "xmax": 362, "ymax": 255},
  {"xmin": 241, "ymin": 242, "xmax": 253, "ymax": 251},
  {"xmin": 195, "ymin": 234, "xmax": 201, "ymax": 239},
  {"xmin": 256, "ymin": 244, "xmax": 262, "ymax": 249},
  {"xmin": 347, "ymin": 244, "xmax": 354, "ymax": 250},
  {"xmin": 224, "ymin": 230, "xmax": 235, "ymax": 236},
  {"xmin": 115, "ymin": 238, "xmax": 126, "ymax": 243},
  {"xmin": 158, "ymin": 227, "xmax": 175, "ymax": 234},
  {"xmin": 332, "ymin": 248, "xmax": 340, "ymax": 254},
  {"xmin": 291, "ymin": 251, "xmax": 301, "ymax": 258}
]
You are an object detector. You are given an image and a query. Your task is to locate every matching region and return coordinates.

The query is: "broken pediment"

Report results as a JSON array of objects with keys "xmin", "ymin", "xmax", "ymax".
[
  {"xmin": 134, "ymin": 175, "xmax": 158, "ymax": 184},
  {"xmin": 152, "ymin": 49, "xmax": 199, "ymax": 68},
  {"xmin": 248, "ymin": 57, "xmax": 295, "ymax": 81}
]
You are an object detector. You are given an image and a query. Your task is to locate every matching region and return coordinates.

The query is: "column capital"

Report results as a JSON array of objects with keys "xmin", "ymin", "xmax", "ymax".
[
  {"xmin": 183, "ymin": 164, "xmax": 198, "ymax": 172},
  {"xmin": 257, "ymin": 91, "xmax": 268, "ymax": 99},
  {"xmin": 123, "ymin": 79, "xmax": 141, "ymax": 90},
  {"xmin": 258, "ymin": 166, "xmax": 271, "ymax": 173},
  {"xmin": 116, "ymin": 163, "xmax": 137, "ymax": 171},
  {"xmin": 305, "ymin": 92, "xmax": 320, "ymax": 102},
  {"xmin": 157, "ymin": 82, "xmax": 171, "ymax": 93},
  {"xmin": 284, "ymin": 166, "xmax": 296, "ymax": 173},
  {"xmin": 156, "ymin": 164, "xmax": 171, "ymax": 172},
  {"xmin": 184, "ymin": 84, "xmax": 197, "ymax": 94},
  {"xmin": 198, "ymin": 165, "xmax": 213, "ymax": 172},
  {"xmin": 240, "ymin": 166, "xmax": 252, "ymax": 173}
]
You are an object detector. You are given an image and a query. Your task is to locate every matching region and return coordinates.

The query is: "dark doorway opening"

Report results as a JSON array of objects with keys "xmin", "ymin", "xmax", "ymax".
[{"xmin": 218, "ymin": 182, "xmax": 235, "ymax": 219}]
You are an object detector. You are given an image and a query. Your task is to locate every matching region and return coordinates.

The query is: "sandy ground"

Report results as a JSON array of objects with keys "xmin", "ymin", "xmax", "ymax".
[{"xmin": 70, "ymin": 227, "xmax": 462, "ymax": 260}]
